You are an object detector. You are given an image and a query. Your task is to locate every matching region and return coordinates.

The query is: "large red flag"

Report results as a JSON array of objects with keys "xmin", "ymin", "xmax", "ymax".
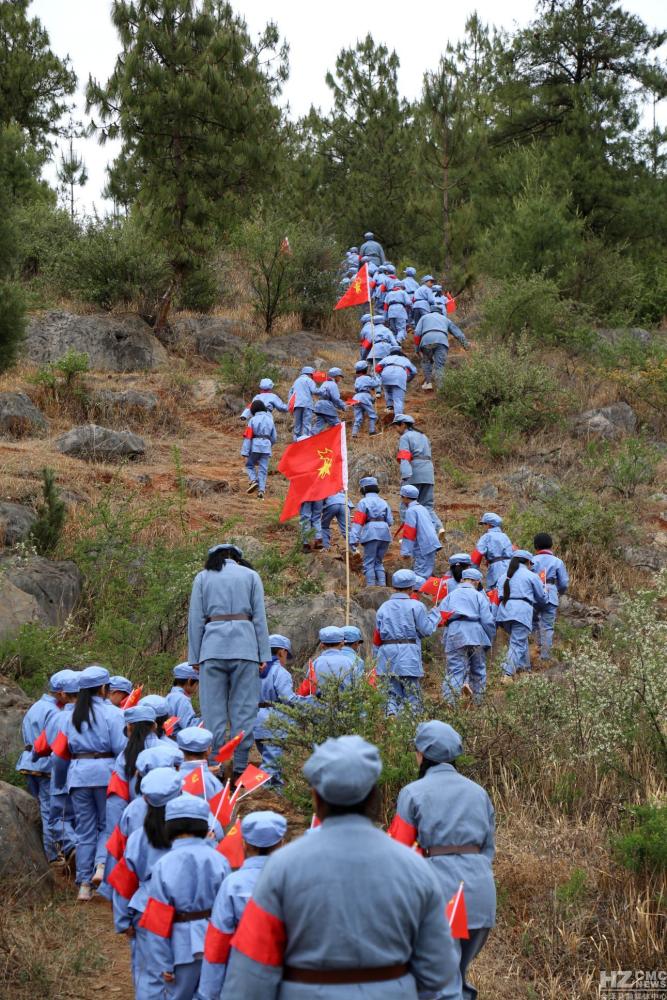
[
  {"xmin": 334, "ymin": 264, "xmax": 370, "ymax": 310},
  {"xmin": 278, "ymin": 424, "xmax": 348, "ymax": 522}
]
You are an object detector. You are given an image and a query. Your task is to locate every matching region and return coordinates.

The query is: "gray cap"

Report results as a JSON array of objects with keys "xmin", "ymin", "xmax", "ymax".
[
  {"xmin": 415, "ymin": 720, "xmax": 463, "ymax": 762},
  {"xmin": 303, "ymin": 735, "xmax": 382, "ymax": 805},
  {"xmin": 392, "ymin": 414, "xmax": 415, "ymax": 426}
]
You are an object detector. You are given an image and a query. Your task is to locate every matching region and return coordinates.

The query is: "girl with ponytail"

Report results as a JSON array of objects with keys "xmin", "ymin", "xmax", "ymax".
[{"xmin": 495, "ymin": 550, "xmax": 548, "ymax": 684}]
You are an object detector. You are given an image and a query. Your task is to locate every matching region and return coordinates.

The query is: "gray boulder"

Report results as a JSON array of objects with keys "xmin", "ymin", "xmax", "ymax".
[
  {"xmin": 1, "ymin": 556, "xmax": 82, "ymax": 625},
  {"xmin": 0, "ymin": 577, "xmax": 48, "ymax": 640},
  {"xmin": 25, "ymin": 311, "xmax": 168, "ymax": 371},
  {"xmin": 91, "ymin": 388, "xmax": 158, "ymax": 412},
  {"xmin": 185, "ymin": 477, "xmax": 230, "ymax": 497},
  {"xmin": 353, "ymin": 587, "xmax": 393, "ymax": 611},
  {"xmin": 0, "ymin": 392, "xmax": 47, "ymax": 438},
  {"xmin": 0, "ymin": 675, "xmax": 31, "ymax": 769},
  {"xmin": 259, "ymin": 332, "xmax": 334, "ymax": 363},
  {"xmin": 347, "ymin": 450, "xmax": 395, "ymax": 490},
  {"xmin": 0, "ymin": 502, "xmax": 36, "ymax": 547},
  {"xmin": 186, "ymin": 317, "xmax": 247, "ymax": 361},
  {"xmin": 505, "ymin": 466, "xmax": 561, "ymax": 498},
  {"xmin": 265, "ymin": 594, "xmax": 377, "ymax": 666},
  {"xmin": 0, "ymin": 781, "xmax": 52, "ymax": 883},
  {"xmin": 622, "ymin": 545, "xmax": 667, "ymax": 572},
  {"xmin": 478, "ymin": 483, "xmax": 499, "ymax": 501},
  {"xmin": 56, "ymin": 424, "xmax": 146, "ymax": 462},
  {"xmin": 571, "ymin": 402, "xmax": 637, "ymax": 439}
]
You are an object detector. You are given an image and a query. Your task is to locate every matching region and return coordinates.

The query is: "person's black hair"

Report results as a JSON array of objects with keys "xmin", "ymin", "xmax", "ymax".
[
  {"xmin": 172, "ymin": 678, "xmax": 187, "ymax": 688},
  {"xmin": 250, "ymin": 399, "xmax": 267, "ymax": 414},
  {"xmin": 72, "ymin": 685, "xmax": 104, "ymax": 733},
  {"xmin": 204, "ymin": 548, "xmax": 254, "ymax": 572},
  {"xmin": 123, "ymin": 720, "xmax": 156, "ymax": 782},
  {"xmin": 451, "ymin": 562, "xmax": 465, "ymax": 583},
  {"xmin": 155, "ymin": 714, "xmax": 168, "ymax": 739},
  {"xmin": 144, "ymin": 803, "xmax": 171, "ymax": 850},
  {"xmin": 502, "ymin": 555, "xmax": 530, "ymax": 605},
  {"xmin": 270, "ymin": 646, "xmax": 286, "ymax": 657},
  {"xmin": 418, "ymin": 755, "xmax": 441, "ymax": 779},
  {"xmin": 319, "ymin": 785, "xmax": 380, "ymax": 822},
  {"xmin": 361, "ymin": 484, "xmax": 379, "ymax": 495},
  {"xmin": 534, "ymin": 532, "xmax": 552, "ymax": 550},
  {"xmin": 135, "ymin": 774, "xmax": 143, "ymax": 796},
  {"xmin": 165, "ymin": 817, "xmax": 209, "ymax": 842},
  {"xmin": 253, "ymin": 843, "xmax": 281, "ymax": 856}
]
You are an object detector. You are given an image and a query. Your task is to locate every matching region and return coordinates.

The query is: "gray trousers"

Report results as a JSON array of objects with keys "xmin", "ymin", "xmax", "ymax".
[
  {"xmin": 199, "ymin": 658, "xmax": 260, "ymax": 774},
  {"xmin": 422, "ymin": 344, "xmax": 448, "ymax": 387}
]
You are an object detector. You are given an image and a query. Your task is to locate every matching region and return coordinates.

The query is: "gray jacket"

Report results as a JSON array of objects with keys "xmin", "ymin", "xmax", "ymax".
[{"xmin": 188, "ymin": 562, "xmax": 271, "ymax": 665}]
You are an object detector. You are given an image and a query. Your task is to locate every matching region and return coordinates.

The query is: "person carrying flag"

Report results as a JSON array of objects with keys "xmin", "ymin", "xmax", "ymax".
[
  {"xmin": 198, "ymin": 811, "xmax": 287, "ymax": 999},
  {"xmin": 109, "ymin": 675, "xmax": 133, "ymax": 707},
  {"xmin": 388, "ymin": 721, "xmax": 496, "ymax": 1000},
  {"xmin": 176, "ymin": 727, "xmax": 223, "ymax": 799},
  {"xmin": 220, "ymin": 735, "xmax": 461, "ymax": 999}
]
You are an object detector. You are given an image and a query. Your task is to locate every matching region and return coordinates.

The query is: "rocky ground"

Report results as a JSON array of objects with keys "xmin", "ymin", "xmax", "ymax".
[{"xmin": 1, "ymin": 306, "xmax": 665, "ymax": 999}]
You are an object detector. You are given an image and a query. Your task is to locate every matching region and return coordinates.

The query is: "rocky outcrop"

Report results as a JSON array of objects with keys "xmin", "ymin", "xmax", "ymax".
[
  {"xmin": 622, "ymin": 544, "xmax": 667, "ymax": 572},
  {"xmin": 571, "ymin": 402, "xmax": 637, "ymax": 439},
  {"xmin": 504, "ymin": 466, "xmax": 561, "ymax": 498},
  {"xmin": 0, "ymin": 675, "xmax": 31, "ymax": 768},
  {"xmin": 55, "ymin": 424, "xmax": 146, "ymax": 462},
  {"xmin": 183, "ymin": 317, "xmax": 247, "ymax": 361},
  {"xmin": 347, "ymin": 450, "xmax": 395, "ymax": 489},
  {"xmin": 0, "ymin": 503, "xmax": 36, "ymax": 547},
  {"xmin": 0, "ymin": 392, "xmax": 48, "ymax": 438},
  {"xmin": 90, "ymin": 388, "xmax": 158, "ymax": 412},
  {"xmin": 1, "ymin": 557, "xmax": 82, "ymax": 626},
  {"xmin": 0, "ymin": 578, "xmax": 48, "ymax": 640},
  {"xmin": 265, "ymin": 593, "xmax": 377, "ymax": 665},
  {"xmin": 0, "ymin": 781, "xmax": 52, "ymax": 883},
  {"xmin": 595, "ymin": 327, "xmax": 652, "ymax": 347},
  {"xmin": 25, "ymin": 311, "xmax": 168, "ymax": 371}
]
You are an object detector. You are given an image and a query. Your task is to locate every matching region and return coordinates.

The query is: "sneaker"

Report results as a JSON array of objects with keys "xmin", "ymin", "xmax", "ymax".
[
  {"xmin": 422, "ymin": 382, "xmax": 433, "ymax": 391},
  {"xmin": 246, "ymin": 481, "xmax": 258, "ymax": 494},
  {"xmin": 77, "ymin": 883, "xmax": 93, "ymax": 902},
  {"xmin": 91, "ymin": 862, "xmax": 105, "ymax": 887},
  {"xmin": 257, "ymin": 491, "xmax": 265, "ymax": 500}
]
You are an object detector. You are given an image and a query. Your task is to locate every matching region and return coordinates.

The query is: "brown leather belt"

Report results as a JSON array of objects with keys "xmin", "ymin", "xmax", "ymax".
[
  {"xmin": 422, "ymin": 844, "xmax": 481, "ymax": 857},
  {"xmin": 71, "ymin": 752, "xmax": 114, "ymax": 760},
  {"xmin": 380, "ymin": 638, "xmax": 417, "ymax": 645},
  {"xmin": 173, "ymin": 908, "xmax": 212, "ymax": 923},
  {"xmin": 284, "ymin": 963, "xmax": 409, "ymax": 985},
  {"xmin": 19, "ymin": 769, "xmax": 48, "ymax": 777},
  {"xmin": 206, "ymin": 613, "xmax": 251, "ymax": 623}
]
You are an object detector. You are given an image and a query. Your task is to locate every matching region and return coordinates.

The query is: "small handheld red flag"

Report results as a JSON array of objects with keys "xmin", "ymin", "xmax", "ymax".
[
  {"xmin": 445, "ymin": 293, "xmax": 457, "ymax": 314},
  {"xmin": 121, "ymin": 685, "xmax": 143, "ymax": 710},
  {"xmin": 209, "ymin": 780, "xmax": 235, "ymax": 827},
  {"xmin": 216, "ymin": 822, "xmax": 245, "ymax": 869},
  {"xmin": 278, "ymin": 423, "xmax": 347, "ymax": 523},
  {"xmin": 334, "ymin": 264, "xmax": 370, "ymax": 310},
  {"xmin": 215, "ymin": 731, "xmax": 245, "ymax": 763},
  {"xmin": 367, "ymin": 666, "xmax": 378, "ymax": 688},
  {"xmin": 446, "ymin": 883, "xmax": 469, "ymax": 939},
  {"xmin": 182, "ymin": 766, "xmax": 208, "ymax": 799},
  {"xmin": 296, "ymin": 660, "xmax": 317, "ymax": 696},
  {"xmin": 163, "ymin": 716, "xmax": 179, "ymax": 737},
  {"xmin": 236, "ymin": 763, "xmax": 272, "ymax": 798}
]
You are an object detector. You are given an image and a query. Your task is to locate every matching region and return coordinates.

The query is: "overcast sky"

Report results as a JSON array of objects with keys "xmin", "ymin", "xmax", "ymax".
[{"xmin": 30, "ymin": 0, "xmax": 666, "ymax": 216}]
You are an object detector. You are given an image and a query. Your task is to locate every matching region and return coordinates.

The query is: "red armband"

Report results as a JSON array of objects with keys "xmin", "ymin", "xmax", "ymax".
[
  {"xmin": 231, "ymin": 899, "xmax": 286, "ymax": 966},
  {"xmin": 243, "ymin": 426, "xmax": 253, "ymax": 439},
  {"xmin": 361, "ymin": 338, "xmax": 372, "ymax": 350},
  {"xmin": 106, "ymin": 824, "xmax": 127, "ymax": 861},
  {"xmin": 51, "ymin": 730, "xmax": 70, "ymax": 761},
  {"xmin": 470, "ymin": 549, "xmax": 483, "ymax": 566},
  {"xmin": 32, "ymin": 729, "xmax": 50, "ymax": 757},
  {"xmin": 383, "ymin": 303, "xmax": 388, "ymax": 311},
  {"xmin": 107, "ymin": 857, "xmax": 140, "ymax": 899},
  {"xmin": 139, "ymin": 897, "xmax": 175, "ymax": 938},
  {"xmin": 402, "ymin": 524, "xmax": 417, "ymax": 541},
  {"xmin": 352, "ymin": 511, "xmax": 367, "ymax": 525},
  {"xmin": 387, "ymin": 813, "xmax": 418, "ymax": 846},
  {"xmin": 413, "ymin": 334, "xmax": 421, "ymax": 347},
  {"xmin": 375, "ymin": 364, "xmax": 382, "ymax": 373},
  {"xmin": 204, "ymin": 923, "xmax": 234, "ymax": 964},
  {"xmin": 396, "ymin": 450, "xmax": 412, "ymax": 462},
  {"xmin": 372, "ymin": 628, "xmax": 382, "ymax": 647},
  {"xmin": 107, "ymin": 771, "xmax": 130, "ymax": 801}
]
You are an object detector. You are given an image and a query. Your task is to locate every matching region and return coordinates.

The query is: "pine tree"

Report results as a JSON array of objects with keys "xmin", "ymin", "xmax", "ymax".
[
  {"xmin": 30, "ymin": 467, "xmax": 66, "ymax": 556},
  {"xmin": 87, "ymin": 0, "xmax": 288, "ymax": 329},
  {"xmin": 56, "ymin": 122, "xmax": 88, "ymax": 220}
]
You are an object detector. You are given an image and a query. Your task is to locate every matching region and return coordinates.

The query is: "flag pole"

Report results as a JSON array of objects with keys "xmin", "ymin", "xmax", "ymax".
[
  {"xmin": 342, "ymin": 422, "xmax": 350, "ymax": 626},
  {"xmin": 367, "ymin": 266, "xmax": 376, "ymax": 371}
]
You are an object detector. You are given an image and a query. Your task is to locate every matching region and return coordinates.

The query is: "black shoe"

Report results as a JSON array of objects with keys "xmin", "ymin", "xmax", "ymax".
[{"xmin": 247, "ymin": 481, "xmax": 258, "ymax": 494}]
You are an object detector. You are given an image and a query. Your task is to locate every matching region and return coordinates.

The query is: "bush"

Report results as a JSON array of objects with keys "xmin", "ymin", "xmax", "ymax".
[
  {"xmin": 585, "ymin": 438, "xmax": 661, "ymax": 498},
  {"xmin": 56, "ymin": 218, "xmax": 170, "ymax": 316},
  {"xmin": 440, "ymin": 338, "xmax": 561, "ymax": 455},
  {"xmin": 506, "ymin": 486, "xmax": 623, "ymax": 556},
  {"xmin": 177, "ymin": 261, "xmax": 219, "ymax": 313},
  {"xmin": 29, "ymin": 467, "xmax": 66, "ymax": 556},
  {"xmin": 28, "ymin": 349, "xmax": 90, "ymax": 413},
  {"xmin": 613, "ymin": 805, "xmax": 667, "ymax": 874},
  {"xmin": 481, "ymin": 274, "xmax": 565, "ymax": 345},
  {"xmin": 217, "ymin": 346, "xmax": 279, "ymax": 397},
  {"xmin": 0, "ymin": 279, "xmax": 25, "ymax": 373}
]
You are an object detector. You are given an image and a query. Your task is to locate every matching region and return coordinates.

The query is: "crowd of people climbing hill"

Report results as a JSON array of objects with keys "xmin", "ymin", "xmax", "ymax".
[{"xmin": 15, "ymin": 230, "xmax": 570, "ymax": 1000}]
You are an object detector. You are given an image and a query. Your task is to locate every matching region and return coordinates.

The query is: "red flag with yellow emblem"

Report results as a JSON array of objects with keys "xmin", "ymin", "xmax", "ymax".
[
  {"xmin": 334, "ymin": 264, "xmax": 370, "ymax": 310},
  {"xmin": 216, "ymin": 822, "xmax": 245, "ymax": 869},
  {"xmin": 277, "ymin": 423, "xmax": 348, "ymax": 522}
]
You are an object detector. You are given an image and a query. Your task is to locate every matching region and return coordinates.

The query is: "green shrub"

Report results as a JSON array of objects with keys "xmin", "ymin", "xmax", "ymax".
[
  {"xmin": 217, "ymin": 346, "xmax": 279, "ymax": 397},
  {"xmin": 29, "ymin": 349, "xmax": 90, "ymax": 409},
  {"xmin": 613, "ymin": 805, "xmax": 667, "ymax": 874},
  {"xmin": 506, "ymin": 486, "xmax": 623, "ymax": 556},
  {"xmin": 177, "ymin": 262, "xmax": 219, "ymax": 313},
  {"xmin": 480, "ymin": 275, "xmax": 563, "ymax": 344},
  {"xmin": 0, "ymin": 279, "xmax": 25, "ymax": 373},
  {"xmin": 585, "ymin": 438, "xmax": 661, "ymax": 498},
  {"xmin": 441, "ymin": 338, "xmax": 561, "ymax": 454},
  {"xmin": 56, "ymin": 218, "xmax": 170, "ymax": 315},
  {"xmin": 29, "ymin": 467, "xmax": 66, "ymax": 555}
]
